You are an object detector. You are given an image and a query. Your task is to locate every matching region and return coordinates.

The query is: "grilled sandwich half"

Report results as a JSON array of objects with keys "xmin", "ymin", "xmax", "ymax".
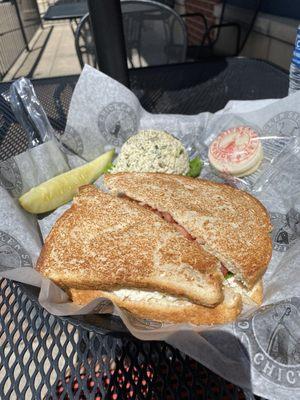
[
  {"xmin": 37, "ymin": 185, "xmax": 231, "ymax": 311},
  {"xmin": 105, "ymin": 172, "xmax": 272, "ymax": 304}
]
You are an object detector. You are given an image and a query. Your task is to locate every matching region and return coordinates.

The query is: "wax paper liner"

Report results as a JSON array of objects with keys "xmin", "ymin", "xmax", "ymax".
[{"xmin": 1, "ymin": 65, "xmax": 300, "ymax": 399}]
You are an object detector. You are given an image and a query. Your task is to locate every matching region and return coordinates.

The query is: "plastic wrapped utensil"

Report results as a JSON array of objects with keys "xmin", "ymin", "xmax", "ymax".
[{"xmin": 2, "ymin": 77, "xmax": 56, "ymax": 148}]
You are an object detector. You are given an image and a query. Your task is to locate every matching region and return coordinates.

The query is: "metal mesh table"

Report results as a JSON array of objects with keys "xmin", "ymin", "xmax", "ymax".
[
  {"xmin": 0, "ymin": 58, "xmax": 288, "ymax": 399},
  {"xmin": 43, "ymin": 3, "xmax": 88, "ymax": 21}
]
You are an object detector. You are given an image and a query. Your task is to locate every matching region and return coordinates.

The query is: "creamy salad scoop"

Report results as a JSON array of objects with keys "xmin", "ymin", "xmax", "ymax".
[{"xmin": 112, "ymin": 130, "xmax": 198, "ymax": 176}]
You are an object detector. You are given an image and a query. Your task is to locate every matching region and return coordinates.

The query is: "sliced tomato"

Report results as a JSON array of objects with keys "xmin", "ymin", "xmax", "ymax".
[{"xmin": 125, "ymin": 196, "xmax": 197, "ymax": 243}]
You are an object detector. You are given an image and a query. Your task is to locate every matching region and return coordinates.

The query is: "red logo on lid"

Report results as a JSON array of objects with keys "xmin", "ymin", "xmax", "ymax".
[{"xmin": 210, "ymin": 126, "xmax": 259, "ymax": 165}]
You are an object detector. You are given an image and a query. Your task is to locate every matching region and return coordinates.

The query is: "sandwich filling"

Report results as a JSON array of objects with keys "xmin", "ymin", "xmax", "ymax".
[
  {"xmin": 111, "ymin": 288, "xmax": 187, "ymax": 304},
  {"xmin": 121, "ymin": 194, "xmax": 232, "ymax": 279}
]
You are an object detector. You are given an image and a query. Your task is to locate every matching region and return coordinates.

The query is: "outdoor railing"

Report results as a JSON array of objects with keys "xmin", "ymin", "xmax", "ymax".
[{"xmin": 0, "ymin": 0, "xmax": 41, "ymax": 80}]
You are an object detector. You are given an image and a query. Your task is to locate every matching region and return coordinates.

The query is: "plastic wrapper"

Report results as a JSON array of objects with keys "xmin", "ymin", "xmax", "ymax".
[
  {"xmin": 0, "ymin": 65, "xmax": 300, "ymax": 399},
  {"xmin": 2, "ymin": 77, "xmax": 55, "ymax": 147},
  {"xmin": 202, "ymin": 109, "xmax": 296, "ymax": 191}
]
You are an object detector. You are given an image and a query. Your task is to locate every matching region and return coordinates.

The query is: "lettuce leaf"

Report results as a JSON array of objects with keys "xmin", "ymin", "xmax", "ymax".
[
  {"xmin": 225, "ymin": 272, "xmax": 234, "ymax": 280},
  {"xmin": 187, "ymin": 156, "xmax": 203, "ymax": 178}
]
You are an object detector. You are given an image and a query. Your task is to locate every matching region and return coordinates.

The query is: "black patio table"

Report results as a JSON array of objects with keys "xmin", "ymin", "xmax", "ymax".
[
  {"xmin": 0, "ymin": 58, "xmax": 288, "ymax": 399},
  {"xmin": 43, "ymin": 2, "xmax": 88, "ymax": 21}
]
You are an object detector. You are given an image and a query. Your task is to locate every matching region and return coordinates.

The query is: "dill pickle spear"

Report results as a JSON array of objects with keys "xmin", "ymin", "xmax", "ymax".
[{"xmin": 19, "ymin": 149, "xmax": 114, "ymax": 214}]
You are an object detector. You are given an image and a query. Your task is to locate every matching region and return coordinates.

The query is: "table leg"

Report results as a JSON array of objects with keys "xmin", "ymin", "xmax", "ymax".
[{"xmin": 69, "ymin": 18, "xmax": 80, "ymax": 37}]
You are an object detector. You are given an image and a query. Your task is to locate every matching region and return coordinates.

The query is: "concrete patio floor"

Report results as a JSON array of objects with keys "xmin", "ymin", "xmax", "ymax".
[{"xmin": 3, "ymin": 22, "xmax": 81, "ymax": 82}]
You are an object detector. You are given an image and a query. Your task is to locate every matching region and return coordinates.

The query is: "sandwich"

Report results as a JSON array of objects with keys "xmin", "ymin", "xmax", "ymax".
[
  {"xmin": 104, "ymin": 173, "xmax": 272, "ymax": 304},
  {"xmin": 37, "ymin": 172, "xmax": 272, "ymax": 325},
  {"xmin": 37, "ymin": 185, "xmax": 245, "ymax": 324}
]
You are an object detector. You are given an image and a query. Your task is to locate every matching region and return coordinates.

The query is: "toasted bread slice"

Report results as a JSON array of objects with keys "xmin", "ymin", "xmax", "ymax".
[
  {"xmin": 105, "ymin": 173, "xmax": 272, "ymax": 288},
  {"xmin": 37, "ymin": 185, "xmax": 223, "ymax": 307},
  {"xmin": 68, "ymin": 286, "xmax": 242, "ymax": 325}
]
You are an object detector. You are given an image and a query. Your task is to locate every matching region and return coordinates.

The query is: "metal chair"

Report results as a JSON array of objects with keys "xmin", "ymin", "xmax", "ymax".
[
  {"xmin": 182, "ymin": 0, "xmax": 262, "ymax": 58},
  {"xmin": 75, "ymin": 0, "xmax": 187, "ymax": 69}
]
